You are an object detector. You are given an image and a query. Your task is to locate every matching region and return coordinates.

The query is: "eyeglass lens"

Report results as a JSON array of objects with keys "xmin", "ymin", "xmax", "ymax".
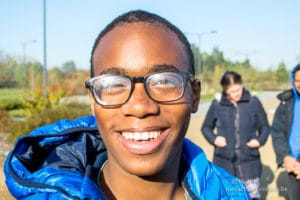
[{"xmin": 92, "ymin": 72, "xmax": 186, "ymax": 106}]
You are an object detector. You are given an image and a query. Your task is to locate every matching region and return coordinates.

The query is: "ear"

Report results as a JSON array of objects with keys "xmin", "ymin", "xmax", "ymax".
[
  {"xmin": 191, "ymin": 79, "xmax": 201, "ymax": 113},
  {"xmin": 88, "ymin": 90, "xmax": 96, "ymax": 116}
]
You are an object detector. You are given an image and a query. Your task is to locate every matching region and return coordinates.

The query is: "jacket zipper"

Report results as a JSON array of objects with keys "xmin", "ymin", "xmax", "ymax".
[{"xmin": 234, "ymin": 105, "xmax": 244, "ymax": 178}]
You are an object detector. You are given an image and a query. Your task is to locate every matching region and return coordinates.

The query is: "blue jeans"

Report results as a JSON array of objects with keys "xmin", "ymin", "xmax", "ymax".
[{"xmin": 242, "ymin": 177, "xmax": 260, "ymax": 199}]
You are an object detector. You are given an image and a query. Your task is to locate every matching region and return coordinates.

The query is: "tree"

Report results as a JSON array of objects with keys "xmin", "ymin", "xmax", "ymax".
[
  {"xmin": 275, "ymin": 62, "xmax": 289, "ymax": 84},
  {"xmin": 13, "ymin": 61, "xmax": 42, "ymax": 89},
  {"xmin": 0, "ymin": 55, "xmax": 18, "ymax": 88},
  {"xmin": 48, "ymin": 67, "xmax": 64, "ymax": 86},
  {"xmin": 27, "ymin": 62, "xmax": 43, "ymax": 89},
  {"xmin": 190, "ymin": 43, "xmax": 200, "ymax": 76},
  {"xmin": 62, "ymin": 61, "xmax": 77, "ymax": 73},
  {"xmin": 202, "ymin": 47, "xmax": 226, "ymax": 72}
]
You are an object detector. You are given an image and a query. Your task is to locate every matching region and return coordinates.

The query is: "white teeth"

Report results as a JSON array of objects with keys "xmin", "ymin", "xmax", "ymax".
[{"xmin": 122, "ymin": 131, "xmax": 161, "ymax": 141}]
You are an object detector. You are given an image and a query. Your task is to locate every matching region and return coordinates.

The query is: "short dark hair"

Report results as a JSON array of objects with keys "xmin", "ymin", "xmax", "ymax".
[
  {"xmin": 220, "ymin": 71, "xmax": 243, "ymax": 91},
  {"xmin": 90, "ymin": 10, "xmax": 194, "ymax": 77}
]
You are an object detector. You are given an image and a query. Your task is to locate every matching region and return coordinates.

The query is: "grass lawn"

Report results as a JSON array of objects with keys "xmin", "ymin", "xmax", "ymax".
[
  {"xmin": 0, "ymin": 88, "xmax": 26, "ymax": 101},
  {"xmin": 0, "ymin": 89, "xmax": 27, "ymax": 116},
  {"xmin": 200, "ymin": 93, "xmax": 214, "ymax": 102}
]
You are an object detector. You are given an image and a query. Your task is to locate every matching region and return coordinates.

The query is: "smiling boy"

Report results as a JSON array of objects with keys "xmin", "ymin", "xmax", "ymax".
[{"xmin": 5, "ymin": 10, "xmax": 249, "ymax": 199}]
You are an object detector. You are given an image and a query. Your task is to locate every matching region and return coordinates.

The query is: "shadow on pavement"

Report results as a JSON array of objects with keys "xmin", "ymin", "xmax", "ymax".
[
  {"xmin": 276, "ymin": 171, "xmax": 289, "ymax": 199},
  {"xmin": 260, "ymin": 164, "xmax": 274, "ymax": 199}
]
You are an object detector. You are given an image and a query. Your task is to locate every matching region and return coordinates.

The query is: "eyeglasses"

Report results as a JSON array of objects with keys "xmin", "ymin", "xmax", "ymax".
[{"xmin": 85, "ymin": 71, "xmax": 194, "ymax": 106}]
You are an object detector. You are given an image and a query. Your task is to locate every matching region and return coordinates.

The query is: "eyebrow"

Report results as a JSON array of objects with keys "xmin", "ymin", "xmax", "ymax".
[
  {"xmin": 97, "ymin": 64, "xmax": 180, "ymax": 76},
  {"xmin": 99, "ymin": 68, "xmax": 126, "ymax": 75},
  {"xmin": 150, "ymin": 64, "xmax": 180, "ymax": 73}
]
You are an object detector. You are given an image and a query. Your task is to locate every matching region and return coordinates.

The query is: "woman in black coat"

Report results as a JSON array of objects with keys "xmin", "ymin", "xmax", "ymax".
[{"xmin": 201, "ymin": 71, "xmax": 270, "ymax": 199}]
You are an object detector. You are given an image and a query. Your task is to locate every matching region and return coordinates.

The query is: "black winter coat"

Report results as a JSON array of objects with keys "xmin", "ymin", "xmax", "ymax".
[
  {"xmin": 201, "ymin": 89, "xmax": 270, "ymax": 179},
  {"xmin": 271, "ymin": 89, "xmax": 294, "ymax": 167}
]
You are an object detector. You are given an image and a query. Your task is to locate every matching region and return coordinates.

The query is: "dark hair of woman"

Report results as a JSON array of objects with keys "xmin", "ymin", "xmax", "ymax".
[{"xmin": 220, "ymin": 71, "xmax": 242, "ymax": 91}]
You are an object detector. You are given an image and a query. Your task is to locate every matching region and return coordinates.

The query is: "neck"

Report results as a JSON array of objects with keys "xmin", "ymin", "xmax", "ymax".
[{"xmin": 99, "ymin": 160, "xmax": 185, "ymax": 200}]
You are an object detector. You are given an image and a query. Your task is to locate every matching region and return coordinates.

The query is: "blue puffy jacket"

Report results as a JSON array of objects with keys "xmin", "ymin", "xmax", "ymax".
[{"xmin": 4, "ymin": 116, "xmax": 250, "ymax": 199}]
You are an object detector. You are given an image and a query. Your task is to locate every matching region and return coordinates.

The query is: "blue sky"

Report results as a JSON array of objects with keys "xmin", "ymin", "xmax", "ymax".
[{"xmin": 1, "ymin": 0, "xmax": 299, "ymax": 71}]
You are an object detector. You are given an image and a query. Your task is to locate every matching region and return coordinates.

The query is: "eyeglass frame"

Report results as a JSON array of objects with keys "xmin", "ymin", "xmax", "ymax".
[{"xmin": 85, "ymin": 70, "xmax": 194, "ymax": 107}]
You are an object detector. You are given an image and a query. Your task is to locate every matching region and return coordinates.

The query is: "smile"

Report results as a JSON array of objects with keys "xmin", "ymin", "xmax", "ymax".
[
  {"xmin": 118, "ymin": 128, "xmax": 169, "ymax": 155},
  {"xmin": 121, "ymin": 131, "xmax": 161, "ymax": 141}
]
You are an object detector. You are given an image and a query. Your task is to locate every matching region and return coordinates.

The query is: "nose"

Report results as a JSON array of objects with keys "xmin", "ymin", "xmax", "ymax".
[{"xmin": 121, "ymin": 83, "xmax": 160, "ymax": 118}]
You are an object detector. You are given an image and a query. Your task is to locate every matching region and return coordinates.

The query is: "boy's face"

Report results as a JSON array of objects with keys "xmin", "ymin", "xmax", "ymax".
[{"xmin": 89, "ymin": 22, "xmax": 200, "ymax": 177}]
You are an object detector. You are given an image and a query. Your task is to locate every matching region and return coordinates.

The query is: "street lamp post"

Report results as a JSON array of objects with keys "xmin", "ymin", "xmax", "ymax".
[{"xmin": 185, "ymin": 30, "xmax": 217, "ymax": 75}]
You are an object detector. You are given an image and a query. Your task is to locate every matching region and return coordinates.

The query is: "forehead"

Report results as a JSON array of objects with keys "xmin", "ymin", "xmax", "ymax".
[
  {"xmin": 295, "ymin": 70, "xmax": 300, "ymax": 79},
  {"xmin": 226, "ymin": 83, "xmax": 242, "ymax": 91},
  {"xmin": 92, "ymin": 22, "xmax": 189, "ymax": 76}
]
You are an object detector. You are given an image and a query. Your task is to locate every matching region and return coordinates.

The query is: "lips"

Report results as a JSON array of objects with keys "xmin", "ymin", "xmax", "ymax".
[{"xmin": 118, "ymin": 129, "xmax": 168, "ymax": 155}]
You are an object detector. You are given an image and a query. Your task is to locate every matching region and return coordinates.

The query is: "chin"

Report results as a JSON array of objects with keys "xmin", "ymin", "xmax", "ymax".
[
  {"xmin": 123, "ymin": 156, "xmax": 167, "ymax": 177},
  {"xmin": 233, "ymin": 98, "xmax": 240, "ymax": 102},
  {"xmin": 127, "ymin": 164, "xmax": 162, "ymax": 177}
]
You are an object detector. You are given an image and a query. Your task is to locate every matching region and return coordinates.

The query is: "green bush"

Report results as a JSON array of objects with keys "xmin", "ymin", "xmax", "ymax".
[
  {"xmin": 9, "ymin": 103, "xmax": 91, "ymax": 142},
  {"xmin": 0, "ymin": 89, "xmax": 26, "ymax": 111},
  {"xmin": 22, "ymin": 86, "xmax": 66, "ymax": 117},
  {"xmin": 0, "ymin": 99, "xmax": 24, "ymax": 110}
]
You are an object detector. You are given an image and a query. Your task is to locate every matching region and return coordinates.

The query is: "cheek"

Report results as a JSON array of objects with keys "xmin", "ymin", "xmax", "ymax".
[
  {"xmin": 236, "ymin": 93, "xmax": 242, "ymax": 99},
  {"xmin": 93, "ymin": 106, "xmax": 115, "ymax": 136},
  {"xmin": 164, "ymin": 105, "xmax": 191, "ymax": 136},
  {"xmin": 165, "ymin": 91, "xmax": 193, "ymax": 136},
  {"xmin": 93, "ymin": 107, "xmax": 121, "ymax": 157},
  {"xmin": 234, "ymin": 91, "xmax": 243, "ymax": 100}
]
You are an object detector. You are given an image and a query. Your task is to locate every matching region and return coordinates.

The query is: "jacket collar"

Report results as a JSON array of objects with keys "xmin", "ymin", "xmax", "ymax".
[
  {"xmin": 277, "ymin": 89, "xmax": 294, "ymax": 102},
  {"xmin": 220, "ymin": 88, "xmax": 251, "ymax": 106},
  {"xmin": 5, "ymin": 116, "xmax": 248, "ymax": 199}
]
